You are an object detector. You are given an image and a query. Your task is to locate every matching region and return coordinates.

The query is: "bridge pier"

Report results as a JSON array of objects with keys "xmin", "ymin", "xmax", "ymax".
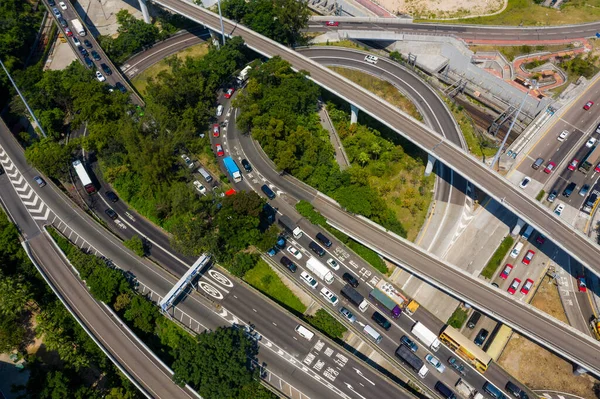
[
  {"xmin": 425, "ymin": 154, "xmax": 436, "ymax": 176},
  {"xmin": 138, "ymin": 0, "xmax": 151, "ymax": 24},
  {"xmin": 209, "ymin": 29, "xmax": 222, "ymax": 47},
  {"xmin": 573, "ymin": 365, "xmax": 587, "ymax": 376},
  {"xmin": 350, "ymin": 104, "xmax": 358, "ymax": 124}
]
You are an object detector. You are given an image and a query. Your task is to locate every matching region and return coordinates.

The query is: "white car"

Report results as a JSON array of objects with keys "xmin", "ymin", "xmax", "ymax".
[
  {"xmin": 59, "ymin": 1, "xmax": 67, "ymax": 10},
  {"xmin": 364, "ymin": 55, "xmax": 378, "ymax": 64},
  {"xmin": 320, "ymin": 287, "xmax": 339, "ymax": 306},
  {"xmin": 326, "ymin": 258, "xmax": 339, "ymax": 270},
  {"xmin": 558, "ymin": 130, "xmax": 568, "ymax": 141},
  {"xmin": 73, "ymin": 37, "xmax": 81, "ymax": 47},
  {"xmin": 300, "ymin": 271, "xmax": 318, "ymax": 289},
  {"xmin": 519, "ymin": 177, "xmax": 530, "ymax": 189},
  {"xmin": 425, "ymin": 354, "xmax": 445, "ymax": 373},
  {"xmin": 180, "ymin": 154, "xmax": 194, "ymax": 168},
  {"xmin": 554, "ymin": 203, "xmax": 565, "ymax": 216},
  {"xmin": 287, "ymin": 245, "xmax": 302, "ymax": 260},
  {"xmin": 95, "ymin": 71, "xmax": 105, "ymax": 82},
  {"xmin": 193, "ymin": 180, "xmax": 206, "ymax": 195},
  {"xmin": 586, "ymin": 137, "xmax": 597, "ymax": 148}
]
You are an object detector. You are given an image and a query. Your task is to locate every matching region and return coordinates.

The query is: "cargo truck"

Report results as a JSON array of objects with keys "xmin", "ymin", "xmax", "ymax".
[
  {"xmin": 376, "ymin": 280, "xmax": 408, "ymax": 307},
  {"xmin": 583, "ymin": 193, "xmax": 599, "ymax": 214},
  {"xmin": 71, "ymin": 19, "xmax": 86, "ymax": 36},
  {"xmin": 455, "ymin": 378, "xmax": 484, "ymax": 399},
  {"xmin": 511, "ymin": 218, "xmax": 525, "ymax": 236},
  {"xmin": 405, "ymin": 299, "xmax": 419, "ymax": 315},
  {"xmin": 579, "ymin": 145, "xmax": 600, "ymax": 174},
  {"xmin": 306, "ymin": 257, "xmax": 334, "ymax": 284},
  {"xmin": 411, "ymin": 321, "xmax": 441, "ymax": 352},
  {"xmin": 278, "ymin": 215, "xmax": 303, "ymax": 238},
  {"xmin": 394, "ymin": 344, "xmax": 429, "ymax": 378},
  {"xmin": 369, "ymin": 288, "xmax": 402, "ymax": 318},
  {"xmin": 223, "ymin": 156, "xmax": 242, "ymax": 183},
  {"xmin": 72, "ymin": 160, "xmax": 96, "ymax": 194},
  {"xmin": 341, "ymin": 284, "xmax": 369, "ymax": 312},
  {"xmin": 236, "ymin": 65, "xmax": 252, "ymax": 84}
]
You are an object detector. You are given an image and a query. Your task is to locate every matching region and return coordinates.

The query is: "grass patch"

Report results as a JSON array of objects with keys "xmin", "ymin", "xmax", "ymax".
[
  {"xmin": 314, "ymin": 39, "xmax": 367, "ymax": 51},
  {"xmin": 447, "ymin": 306, "xmax": 469, "ymax": 329},
  {"xmin": 481, "ymin": 236, "xmax": 515, "ymax": 279},
  {"xmin": 244, "ymin": 260, "xmax": 307, "ymax": 314},
  {"xmin": 296, "ymin": 201, "xmax": 388, "ymax": 274},
  {"xmin": 420, "ymin": 0, "xmax": 600, "ymax": 26},
  {"xmin": 131, "ymin": 42, "xmax": 209, "ymax": 95},
  {"xmin": 330, "ymin": 67, "xmax": 423, "ymax": 122},
  {"xmin": 536, "ymin": 190, "xmax": 545, "ymax": 201}
]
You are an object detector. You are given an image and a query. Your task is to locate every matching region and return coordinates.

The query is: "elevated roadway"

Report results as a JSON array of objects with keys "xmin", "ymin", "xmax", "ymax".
[
  {"xmin": 307, "ymin": 17, "xmax": 600, "ymax": 42},
  {"xmin": 154, "ymin": 0, "xmax": 600, "ymax": 281}
]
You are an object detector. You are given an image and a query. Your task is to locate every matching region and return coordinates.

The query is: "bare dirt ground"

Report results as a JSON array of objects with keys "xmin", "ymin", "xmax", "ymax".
[
  {"xmin": 377, "ymin": 0, "xmax": 505, "ymax": 19},
  {"xmin": 498, "ymin": 278, "xmax": 598, "ymax": 397}
]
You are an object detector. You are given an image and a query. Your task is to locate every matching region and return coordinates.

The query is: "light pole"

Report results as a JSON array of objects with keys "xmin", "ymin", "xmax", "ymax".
[
  {"xmin": 0, "ymin": 59, "xmax": 46, "ymax": 138},
  {"xmin": 490, "ymin": 79, "xmax": 538, "ymax": 171},
  {"xmin": 216, "ymin": 0, "xmax": 226, "ymax": 48}
]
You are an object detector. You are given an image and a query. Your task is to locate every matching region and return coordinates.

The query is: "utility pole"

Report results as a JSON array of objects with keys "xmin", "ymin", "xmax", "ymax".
[
  {"xmin": 0, "ymin": 59, "xmax": 47, "ymax": 138},
  {"xmin": 490, "ymin": 80, "xmax": 537, "ymax": 171},
  {"xmin": 216, "ymin": 0, "xmax": 226, "ymax": 48}
]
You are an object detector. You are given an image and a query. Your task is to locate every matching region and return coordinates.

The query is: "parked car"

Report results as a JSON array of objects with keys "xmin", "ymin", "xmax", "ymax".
[
  {"xmin": 547, "ymin": 190, "xmax": 557, "ymax": 202},
  {"xmin": 115, "ymin": 82, "xmax": 127, "ymax": 93},
  {"xmin": 193, "ymin": 180, "xmax": 207, "ymax": 195},
  {"xmin": 215, "ymin": 144, "xmax": 224, "ymax": 157},
  {"xmin": 474, "ymin": 328, "xmax": 489, "ymax": 346},
  {"xmin": 586, "ymin": 137, "xmax": 597, "ymax": 148},
  {"xmin": 522, "ymin": 250, "xmax": 535, "ymax": 265},
  {"xmin": 568, "ymin": 159, "xmax": 579, "ymax": 171},
  {"xmin": 499, "ymin": 264, "xmax": 513, "ymax": 279},
  {"xmin": 520, "ymin": 278, "xmax": 534, "ymax": 295},
  {"xmin": 507, "ymin": 278, "xmax": 521, "ymax": 295},
  {"xmin": 180, "ymin": 154, "xmax": 194, "ymax": 168},
  {"xmin": 519, "ymin": 177, "xmax": 530, "ymax": 188},
  {"xmin": 579, "ymin": 184, "xmax": 590, "ymax": 196},
  {"xmin": 212, "ymin": 124, "xmax": 220, "ymax": 137},
  {"xmin": 224, "ymin": 87, "xmax": 235, "ymax": 99},
  {"xmin": 554, "ymin": 203, "xmax": 565, "ymax": 216},
  {"xmin": 577, "ymin": 276, "xmax": 587, "ymax": 292}
]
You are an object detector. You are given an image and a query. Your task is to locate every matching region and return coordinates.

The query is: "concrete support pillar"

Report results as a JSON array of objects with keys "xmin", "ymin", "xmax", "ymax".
[
  {"xmin": 138, "ymin": 0, "xmax": 151, "ymax": 23},
  {"xmin": 209, "ymin": 29, "xmax": 221, "ymax": 47},
  {"xmin": 350, "ymin": 104, "xmax": 359, "ymax": 124},
  {"xmin": 573, "ymin": 365, "xmax": 587, "ymax": 376},
  {"xmin": 425, "ymin": 154, "xmax": 436, "ymax": 177}
]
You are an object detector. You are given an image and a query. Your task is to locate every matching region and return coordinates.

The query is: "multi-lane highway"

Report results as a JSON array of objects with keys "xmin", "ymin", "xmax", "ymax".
[
  {"xmin": 307, "ymin": 17, "xmax": 600, "ymax": 42},
  {"xmin": 155, "ymin": 0, "xmax": 600, "ymax": 285},
  {"xmin": 150, "ymin": 0, "xmax": 600, "ymax": 375}
]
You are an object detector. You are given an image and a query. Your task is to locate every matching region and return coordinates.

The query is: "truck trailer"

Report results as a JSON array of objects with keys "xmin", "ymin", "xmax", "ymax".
[
  {"xmin": 411, "ymin": 321, "xmax": 441, "ymax": 351},
  {"xmin": 341, "ymin": 284, "xmax": 369, "ymax": 312},
  {"xmin": 305, "ymin": 257, "xmax": 334, "ymax": 284},
  {"xmin": 70, "ymin": 19, "xmax": 86, "ymax": 36},
  {"xmin": 369, "ymin": 288, "xmax": 402, "ymax": 318},
  {"xmin": 455, "ymin": 378, "xmax": 484, "ymax": 399},
  {"xmin": 394, "ymin": 344, "xmax": 428, "ymax": 378},
  {"xmin": 223, "ymin": 156, "xmax": 242, "ymax": 183},
  {"xmin": 278, "ymin": 215, "xmax": 303, "ymax": 238}
]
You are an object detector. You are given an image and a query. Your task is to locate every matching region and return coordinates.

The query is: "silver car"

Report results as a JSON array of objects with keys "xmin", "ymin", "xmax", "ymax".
[{"xmin": 339, "ymin": 307, "xmax": 356, "ymax": 323}]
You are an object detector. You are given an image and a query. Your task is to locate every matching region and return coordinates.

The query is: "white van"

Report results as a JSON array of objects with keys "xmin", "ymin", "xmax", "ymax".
[
  {"xmin": 197, "ymin": 167, "xmax": 213, "ymax": 183},
  {"xmin": 295, "ymin": 324, "xmax": 314, "ymax": 341},
  {"xmin": 216, "ymin": 104, "xmax": 224, "ymax": 117},
  {"xmin": 522, "ymin": 225, "xmax": 534, "ymax": 240},
  {"xmin": 363, "ymin": 324, "xmax": 382, "ymax": 344},
  {"xmin": 510, "ymin": 242, "xmax": 524, "ymax": 258}
]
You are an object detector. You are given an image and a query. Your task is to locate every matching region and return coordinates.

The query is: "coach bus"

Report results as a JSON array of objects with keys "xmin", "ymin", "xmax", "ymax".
[{"xmin": 439, "ymin": 325, "xmax": 492, "ymax": 372}]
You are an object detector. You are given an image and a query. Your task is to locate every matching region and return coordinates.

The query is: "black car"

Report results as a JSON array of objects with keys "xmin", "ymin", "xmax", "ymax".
[
  {"xmin": 241, "ymin": 159, "xmax": 252, "ymax": 172},
  {"xmin": 316, "ymin": 232, "xmax": 332, "ymax": 248},
  {"xmin": 474, "ymin": 328, "xmax": 489, "ymax": 346},
  {"xmin": 105, "ymin": 208, "xmax": 118, "ymax": 220},
  {"xmin": 279, "ymin": 256, "xmax": 297, "ymax": 273},
  {"xmin": 48, "ymin": 0, "xmax": 56, "ymax": 5},
  {"xmin": 342, "ymin": 272, "xmax": 359, "ymax": 288},
  {"xmin": 84, "ymin": 39, "xmax": 93, "ymax": 48},
  {"xmin": 79, "ymin": 47, "xmax": 88, "ymax": 56},
  {"xmin": 83, "ymin": 56, "xmax": 93, "ymax": 69},
  {"xmin": 58, "ymin": 17, "xmax": 67, "ymax": 28},
  {"xmin": 308, "ymin": 241, "xmax": 325, "ymax": 257},
  {"xmin": 101, "ymin": 63, "xmax": 112, "ymax": 75},
  {"xmin": 371, "ymin": 311, "xmax": 391, "ymax": 330},
  {"xmin": 105, "ymin": 191, "xmax": 119, "ymax": 203},
  {"xmin": 115, "ymin": 82, "xmax": 127, "ymax": 93},
  {"xmin": 91, "ymin": 50, "xmax": 101, "ymax": 61}
]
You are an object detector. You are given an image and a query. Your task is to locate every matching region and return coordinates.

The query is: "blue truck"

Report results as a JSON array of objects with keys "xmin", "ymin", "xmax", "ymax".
[{"xmin": 223, "ymin": 156, "xmax": 242, "ymax": 183}]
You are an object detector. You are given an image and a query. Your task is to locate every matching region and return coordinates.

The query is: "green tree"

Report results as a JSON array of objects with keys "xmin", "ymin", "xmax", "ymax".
[
  {"xmin": 24, "ymin": 137, "xmax": 73, "ymax": 180},
  {"xmin": 124, "ymin": 295, "xmax": 159, "ymax": 335},
  {"xmin": 228, "ymin": 252, "xmax": 259, "ymax": 277},
  {"xmin": 39, "ymin": 371, "xmax": 71, "ymax": 399},
  {"xmin": 256, "ymin": 224, "xmax": 279, "ymax": 252},
  {"xmin": 172, "ymin": 326, "xmax": 260, "ymax": 398},
  {"xmin": 0, "ymin": 275, "xmax": 32, "ymax": 317},
  {"xmin": 124, "ymin": 235, "xmax": 145, "ymax": 257}
]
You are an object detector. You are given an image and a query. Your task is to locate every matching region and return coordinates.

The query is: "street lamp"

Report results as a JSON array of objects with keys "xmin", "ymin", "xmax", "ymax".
[
  {"xmin": 216, "ymin": 0, "xmax": 226, "ymax": 48},
  {"xmin": 490, "ymin": 79, "xmax": 538, "ymax": 171}
]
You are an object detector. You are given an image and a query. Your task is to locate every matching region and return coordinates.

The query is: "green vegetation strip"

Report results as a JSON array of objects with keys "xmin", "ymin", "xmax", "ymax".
[
  {"xmin": 536, "ymin": 190, "xmax": 545, "ymax": 201},
  {"xmin": 447, "ymin": 306, "xmax": 469, "ymax": 329},
  {"xmin": 307, "ymin": 309, "xmax": 347, "ymax": 340},
  {"xmin": 481, "ymin": 236, "xmax": 515, "ymax": 279},
  {"xmin": 244, "ymin": 260, "xmax": 307, "ymax": 314},
  {"xmin": 296, "ymin": 200, "xmax": 388, "ymax": 274}
]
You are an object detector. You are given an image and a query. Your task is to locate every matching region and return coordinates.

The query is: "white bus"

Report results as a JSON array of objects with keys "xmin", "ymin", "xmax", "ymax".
[{"xmin": 72, "ymin": 160, "xmax": 96, "ymax": 194}]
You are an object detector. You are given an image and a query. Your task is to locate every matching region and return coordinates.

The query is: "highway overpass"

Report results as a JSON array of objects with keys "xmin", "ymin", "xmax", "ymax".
[{"xmin": 153, "ymin": 0, "xmax": 600, "ymax": 280}]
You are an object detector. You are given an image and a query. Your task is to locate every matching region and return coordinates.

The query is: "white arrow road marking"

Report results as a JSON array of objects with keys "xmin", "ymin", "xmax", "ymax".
[
  {"xmin": 29, "ymin": 201, "xmax": 46, "ymax": 215},
  {"xmin": 20, "ymin": 189, "xmax": 35, "ymax": 202},
  {"xmin": 343, "ymin": 383, "xmax": 367, "ymax": 399},
  {"xmin": 32, "ymin": 208, "xmax": 50, "ymax": 221},
  {"xmin": 352, "ymin": 367, "xmax": 375, "ymax": 385},
  {"xmin": 23, "ymin": 195, "xmax": 40, "ymax": 207}
]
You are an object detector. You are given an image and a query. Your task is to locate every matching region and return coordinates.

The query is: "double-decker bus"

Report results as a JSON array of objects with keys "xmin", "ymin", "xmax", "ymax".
[
  {"xmin": 439, "ymin": 325, "xmax": 492, "ymax": 372},
  {"xmin": 72, "ymin": 160, "xmax": 96, "ymax": 194}
]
